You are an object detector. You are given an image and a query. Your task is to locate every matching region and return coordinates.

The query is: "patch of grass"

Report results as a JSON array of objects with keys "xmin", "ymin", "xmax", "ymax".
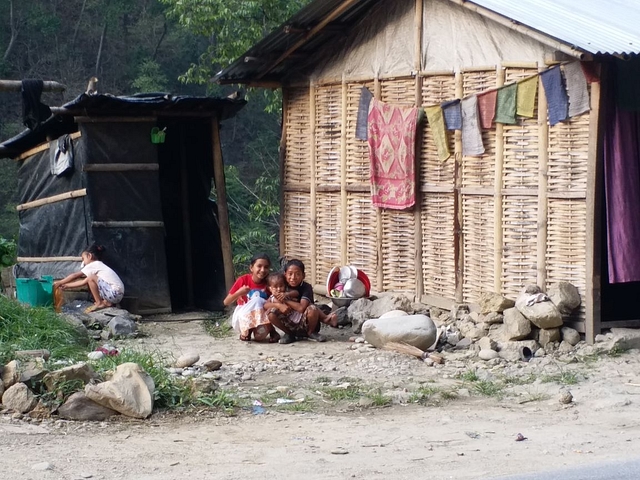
[
  {"xmin": 409, "ymin": 385, "xmax": 441, "ymax": 404},
  {"xmin": 472, "ymin": 380, "xmax": 504, "ymax": 397},
  {"xmin": 277, "ymin": 400, "xmax": 313, "ymax": 412},
  {"xmin": 608, "ymin": 345, "xmax": 629, "ymax": 358},
  {"xmin": 202, "ymin": 314, "xmax": 234, "ymax": 338},
  {"xmin": 36, "ymin": 378, "xmax": 86, "ymax": 408},
  {"xmin": 458, "ymin": 368, "xmax": 479, "ymax": 382},
  {"xmin": 321, "ymin": 385, "xmax": 362, "ymax": 401},
  {"xmin": 502, "ymin": 374, "xmax": 537, "ymax": 386},
  {"xmin": 337, "ymin": 376, "xmax": 361, "ymax": 384},
  {"xmin": 439, "ymin": 389, "xmax": 458, "ymax": 401},
  {"xmin": 314, "ymin": 376, "xmax": 331, "ymax": 384},
  {"xmin": 197, "ymin": 390, "xmax": 238, "ymax": 410},
  {"xmin": 367, "ymin": 390, "xmax": 392, "ymax": 407},
  {"xmin": 518, "ymin": 392, "xmax": 550, "ymax": 404},
  {"xmin": 0, "ymin": 296, "xmax": 90, "ymax": 363},
  {"xmin": 540, "ymin": 371, "xmax": 579, "ymax": 385}
]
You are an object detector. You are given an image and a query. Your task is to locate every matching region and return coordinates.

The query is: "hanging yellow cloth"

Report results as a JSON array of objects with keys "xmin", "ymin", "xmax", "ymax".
[
  {"xmin": 425, "ymin": 105, "xmax": 450, "ymax": 162},
  {"xmin": 516, "ymin": 76, "xmax": 538, "ymax": 118}
]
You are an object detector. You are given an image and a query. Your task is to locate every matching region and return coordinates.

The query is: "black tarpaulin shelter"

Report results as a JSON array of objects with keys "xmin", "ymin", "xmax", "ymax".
[{"xmin": 0, "ymin": 93, "xmax": 246, "ymax": 315}]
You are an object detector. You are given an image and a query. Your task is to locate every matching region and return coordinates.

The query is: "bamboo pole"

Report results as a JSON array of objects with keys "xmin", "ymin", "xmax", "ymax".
[
  {"xmin": 414, "ymin": 0, "xmax": 424, "ymax": 300},
  {"xmin": 17, "ymin": 256, "xmax": 81, "ymax": 262},
  {"xmin": 454, "ymin": 71, "xmax": 463, "ymax": 303},
  {"xmin": 83, "ymin": 163, "xmax": 159, "ymax": 172},
  {"xmin": 585, "ymin": 67, "xmax": 603, "ymax": 344},
  {"xmin": 0, "ymin": 80, "xmax": 65, "ymax": 92},
  {"xmin": 16, "ymin": 189, "xmax": 86, "ymax": 211},
  {"xmin": 180, "ymin": 123, "xmax": 194, "ymax": 308},
  {"xmin": 92, "ymin": 221, "xmax": 164, "ymax": 228},
  {"xmin": 340, "ymin": 78, "xmax": 348, "ymax": 266},
  {"xmin": 309, "ymin": 82, "xmax": 318, "ymax": 281},
  {"xmin": 279, "ymin": 89, "xmax": 288, "ymax": 261},
  {"xmin": 536, "ymin": 62, "xmax": 549, "ymax": 290},
  {"xmin": 374, "ymin": 76, "xmax": 384, "ymax": 292},
  {"xmin": 211, "ymin": 117, "xmax": 235, "ymax": 294},
  {"xmin": 493, "ymin": 65, "xmax": 505, "ymax": 293},
  {"xmin": 15, "ymin": 132, "xmax": 82, "ymax": 161},
  {"xmin": 74, "ymin": 116, "xmax": 156, "ymax": 123}
]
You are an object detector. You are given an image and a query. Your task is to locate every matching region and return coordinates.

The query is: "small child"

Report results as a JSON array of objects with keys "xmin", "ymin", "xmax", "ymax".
[
  {"xmin": 223, "ymin": 253, "xmax": 280, "ymax": 343},
  {"xmin": 54, "ymin": 244, "xmax": 124, "ymax": 313}
]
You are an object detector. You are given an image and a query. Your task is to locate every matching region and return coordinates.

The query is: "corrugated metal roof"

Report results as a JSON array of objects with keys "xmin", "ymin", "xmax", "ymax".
[{"xmin": 468, "ymin": 0, "xmax": 640, "ymax": 55}]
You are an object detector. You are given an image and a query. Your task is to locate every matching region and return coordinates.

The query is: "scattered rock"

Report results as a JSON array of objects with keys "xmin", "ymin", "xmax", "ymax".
[
  {"xmin": 334, "ymin": 307, "xmax": 350, "ymax": 327},
  {"xmin": 202, "ymin": 360, "xmax": 222, "ymax": 372},
  {"xmin": 610, "ymin": 328, "xmax": 640, "ymax": 351},
  {"xmin": 484, "ymin": 312, "xmax": 504, "ymax": 325},
  {"xmin": 331, "ymin": 448, "xmax": 349, "ymax": 455},
  {"xmin": 108, "ymin": 316, "xmax": 138, "ymax": 337},
  {"xmin": 515, "ymin": 292, "xmax": 563, "ymax": 329},
  {"xmin": 175, "ymin": 353, "xmax": 200, "ymax": 368},
  {"xmin": 19, "ymin": 358, "xmax": 49, "ymax": 383},
  {"xmin": 455, "ymin": 337, "xmax": 473, "ymax": 349},
  {"xmin": 370, "ymin": 294, "xmax": 413, "ymax": 318},
  {"xmin": 347, "ymin": 298, "xmax": 374, "ymax": 333},
  {"xmin": 503, "ymin": 308, "xmax": 531, "ymax": 340},
  {"xmin": 547, "ymin": 282, "xmax": 581, "ymax": 315},
  {"xmin": 558, "ymin": 390, "xmax": 573, "ymax": 405},
  {"xmin": 557, "ymin": 340, "xmax": 574, "ymax": 353},
  {"xmin": 58, "ymin": 392, "xmax": 119, "ymax": 421},
  {"xmin": 2, "ymin": 360, "xmax": 20, "ymax": 389},
  {"xmin": 379, "ymin": 309, "xmax": 409, "ymax": 319},
  {"xmin": 477, "ymin": 337, "xmax": 497, "ymax": 351},
  {"xmin": 478, "ymin": 293, "xmax": 515, "ymax": 314},
  {"xmin": 362, "ymin": 314, "xmax": 437, "ymax": 351},
  {"xmin": 2, "ymin": 383, "xmax": 38, "ymax": 413},
  {"xmin": 479, "ymin": 349, "xmax": 499, "ymax": 360},
  {"xmin": 561, "ymin": 327, "xmax": 581, "ymax": 346},
  {"xmin": 31, "ymin": 462, "xmax": 53, "ymax": 471},
  {"xmin": 43, "ymin": 363, "xmax": 98, "ymax": 391},
  {"xmin": 536, "ymin": 328, "xmax": 561, "ymax": 347}
]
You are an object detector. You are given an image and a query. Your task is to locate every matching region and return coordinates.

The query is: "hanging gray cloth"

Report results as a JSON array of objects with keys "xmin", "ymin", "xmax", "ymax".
[
  {"xmin": 50, "ymin": 134, "xmax": 74, "ymax": 176},
  {"xmin": 356, "ymin": 87, "xmax": 374, "ymax": 140}
]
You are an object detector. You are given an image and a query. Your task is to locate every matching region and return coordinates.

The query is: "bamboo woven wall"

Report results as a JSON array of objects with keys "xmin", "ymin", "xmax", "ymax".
[{"xmin": 281, "ymin": 66, "xmax": 590, "ymax": 322}]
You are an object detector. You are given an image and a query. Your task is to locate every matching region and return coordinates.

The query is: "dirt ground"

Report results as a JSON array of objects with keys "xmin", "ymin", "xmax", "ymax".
[{"xmin": 2, "ymin": 319, "xmax": 640, "ymax": 480}]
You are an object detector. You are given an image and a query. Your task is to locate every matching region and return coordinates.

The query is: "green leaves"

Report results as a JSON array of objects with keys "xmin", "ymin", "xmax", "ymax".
[{"xmin": 0, "ymin": 236, "xmax": 16, "ymax": 268}]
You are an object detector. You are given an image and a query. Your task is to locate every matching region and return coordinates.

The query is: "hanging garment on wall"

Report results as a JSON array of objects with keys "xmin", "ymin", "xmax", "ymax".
[
  {"xmin": 581, "ymin": 61, "xmax": 599, "ymax": 84},
  {"xmin": 461, "ymin": 96, "xmax": 485, "ymax": 156},
  {"xmin": 425, "ymin": 105, "xmax": 451, "ymax": 162},
  {"xmin": 21, "ymin": 79, "xmax": 52, "ymax": 131},
  {"xmin": 367, "ymin": 98, "xmax": 419, "ymax": 209},
  {"xmin": 441, "ymin": 99, "xmax": 462, "ymax": 130},
  {"xmin": 540, "ymin": 66, "xmax": 569, "ymax": 125},
  {"xmin": 477, "ymin": 89, "xmax": 497, "ymax": 129},
  {"xmin": 495, "ymin": 83, "xmax": 517, "ymax": 124},
  {"xmin": 356, "ymin": 87, "xmax": 374, "ymax": 140},
  {"xmin": 50, "ymin": 134, "xmax": 74, "ymax": 176},
  {"xmin": 564, "ymin": 62, "xmax": 590, "ymax": 117},
  {"xmin": 516, "ymin": 76, "xmax": 538, "ymax": 118}
]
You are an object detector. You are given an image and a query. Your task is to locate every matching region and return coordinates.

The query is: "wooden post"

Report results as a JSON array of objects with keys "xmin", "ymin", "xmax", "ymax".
[
  {"xmin": 414, "ymin": 0, "xmax": 424, "ymax": 300},
  {"xmin": 279, "ymin": 90, "xmax": 288, "ymax": 262},
  {"xmin": 0, "ymin": 80, "xmax": 65, "ymax": 92},
  {"xmin": 180, "ymin": 123, "xmax": 194, "ymax": 308},
  {"xmin": 16, "ymin": 189, "xmax": 87, "ymax": 211},
  {"xmin": 374, "ymin": 76, "xmax": 384, "ymax": 293},
  {"xmin": 309, "ymin": 82, "xmax": 318, "ymax": 281},
  {"xmin": 585, "ymin": 67, "xmax": 603, "ymax": 344},
  {"xmin": 454, "ymin": 71, "xmax": 464, "ymax": 303},
  {"xmin": 340, "ymin": 78, "xmax": 348, "ymax": 266},
  {"xmin": 536, "ymin": 62, "xmax": 549, "ymax": 290},
  {"xmin": 494, "ymin": 65, "xmax": 506, "ymax": 293},
  {"xmin": 211, "ymin": 117, "xmax": 235, "ymax": 294}
]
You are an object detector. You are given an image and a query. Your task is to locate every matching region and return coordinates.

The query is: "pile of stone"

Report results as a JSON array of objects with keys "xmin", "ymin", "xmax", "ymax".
[
  {"xmin": 62, "ymin": 303, "xmax": 140, "ymax": 342},
  {"xmin": 0, "ymin": 356, "xmax": 154, "ymax": 422}
]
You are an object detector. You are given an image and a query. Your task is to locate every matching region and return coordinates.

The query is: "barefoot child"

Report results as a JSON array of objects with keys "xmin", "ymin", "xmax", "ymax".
[
  {"xmin": 224, "ymin": 253, "xmax": 280, "ymax": 343},
  {"xmin": 54, "ymin": 244, "xmax": 124, "ymax": 313}
]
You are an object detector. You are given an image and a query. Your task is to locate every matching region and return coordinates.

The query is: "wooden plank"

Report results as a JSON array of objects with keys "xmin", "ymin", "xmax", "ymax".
[
  {"xmin": 92, "ymin": 221, "xmax": 164, "ymax": 228},
  {"xmin": 84, "ymin": 163, "xmax": 159, "ymax": 172},
  {"xmin": 340, "ymin": 79, "xmax": 348, "ymax": 266},
  {"xmin": 138, "ymin": 307, "xmax": 173, "ymax": 316},
  {"xmin": 460, "ymin": 187, "xmax": 494, "ymax": 196},
  {"xmin": 600, "ymin": 320, "xmax": 640, "ymax": 329},
  {"xmin": 15, "ymin": 132, "xmax": 82, "ymax": 161},
  {"xmin": 564, "ymin": 320, "xmax": 586, "ymax": 333},
  {"xmin": 420, "ymin": 293, "xmax": 455, "ymax": 311},
  {"xmin": 414, "ymin": 63, "xmax": 424, "ymax": 299},
  {"xmin": 422, "ymin": 185, "xmax": 456, "ymax": 193},
  {"xmin": 212, "ymin": 118, "xmax": 234, "ymax": 294},
  {"xmin": 17, "ymin": 188, "xmax": 86, "ymax": 211},
  {"xmin": 454, "ymin": 71, "xmax": 463, "ymax": 303},
  {"xmin": 494, "ymin": 65, "xmax": 505, "ymax": 293},
  {"xmin": 585, "ymin": 71, "xmax": 603, "ymax": 344},
  {"xmin": 284, "ymin": 185, "xmax": 312, "ymax": 193},
  {"xmin": 17, "ymin": 256, "xmax": 82, "ymax": 262},
  {"xmin": 279, "ymin": 89, "xmax": 288, "ymax": 260},
  {"xmin": 0, "ymin": 80, "xmax": 65, "ymax": 92},
  {"xmin": 74, "ymin": 116, "xmax": 156, "ymax": 123},
  {"xmin": 309, "ymin": 82, "xmax": 318, "ymax": 281},
  {"xmin": 180, "ymin": 124, "xmax": 194, "ymax": 308},
  {"xmin": 374, "ymin": 77, "xmax": 383, "ymax": 292},
  {"xmin": 536, "ymin": 63, "xmax": 549, "ymax": 290},
  {"xmin": 414, "ymin": 0, "xmax": 423, "ymax": 72},
  {"xmin": 420, "ymin": 70, "xmax": 455, "ymax": 77}
]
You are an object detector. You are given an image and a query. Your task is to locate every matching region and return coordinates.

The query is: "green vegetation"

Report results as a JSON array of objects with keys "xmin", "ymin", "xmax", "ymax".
[
  {"xmin": 540, "ymin": 371, "xmax": 580, "ymax": 385},
  {"xmin": 0, "ymin": 237, "xmax": 16, "ymax": 268},
  {"xmin": 366, "ymin": 390, "xmax": 392, "ymax": 407},
  {"xmin": 321, "ymin": 385, "xmax": 363, "ymax": 401},
  {"xmin": 202, "ymin": 314, "xmax": 234, "ymax": 338}
]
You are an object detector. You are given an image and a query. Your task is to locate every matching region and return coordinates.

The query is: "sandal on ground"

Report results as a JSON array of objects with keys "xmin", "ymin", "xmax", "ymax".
[
  {"xmin": 308, "ymin": 332, "xmax": 327, "ymax": 343},
  {"xmin": 239, "ymin": 333, "xmax": 251, "ymax": 341},
  {"xmin": 269, "ymin": 331, "xmax": 281, "ymax": 343},
  {"xmin": 84, "ymin": 304, "xmax": 108, "ymax": 314},
  {"xmin": 279, "ymin": 333, "xmax": 296, "ymax": 344}
]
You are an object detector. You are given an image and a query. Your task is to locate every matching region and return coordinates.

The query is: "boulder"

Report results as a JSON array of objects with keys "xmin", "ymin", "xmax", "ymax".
[
  {"xmin": 410, "ymin": 302, "xmax": 431, "ymax": 316},
  {"xmin": 202, "ymin": 360, "xmax": 222, "ymax": 372},
  {"xmin": 503, "ymin": 308, "xmax": 531, "ymax": 340},
  {"xmin": 347, "ymin": 298, "xmax": 374, "ymax": 333},
  {"xmin": 2, "ymin": 360, "xmax": 20, "ymax": 388},
  {"xmin": 58, "ymin": 392, "xmax": 119, "ymax": 421},
  {"xmin": 333, "ymin": 307, "xmax": 351, "ymax": 327},
  {"xmin": 477, "ymin": 336, "xmax": 497, "ymax": 351},
  {"xmin": 610, "ymin": 328, "xmax": 640, "ymax": 351},
  {"xmin": 43, "ymin": 363, "xmax": 98, "ymax": 392},
  {"xmin": 361, "ymin": 314, "xmax": 437, "ymax": 351},
  {"xmin": 478, "ymin": 292, "xmax": 515, "ymax": 314},
  {"xmin": 175, "ymin": 353, "xmax": 200, "ymax": 368},
  {"xmin": 484, "ymin": 312, "xmax": 504, "ymax": 325},
  {"xmin": 18, "ymin": 358, "xmax": 49, "ymax": 384},
  {"xmin": 108, "ymin": 316, "xmax": 138, "ymax": 337},
  {"xmin": 479, "ymin": 349, "xmax": 499, "ymax": 360},
  {"xmin": 0, "ymin": 378, "xmax": 4, "ymax": 398},
  {"xmin": 458, "ymin": 320, "xmax": 484, "ymax": 340},
  {"xmin": 84, "ymin": 362, "xmax": 155, "ymax": 419},
  {"xmin": 515, "ymin": 293, "xmax": 563, "ymax": 329},
  {"xmin": 537, "ymin": 328, "xmax": 561, "ymax": 347},
  {"xmin": 370, "ymin": 294, "xmax": 413, "ymax": 318},
  {"xmin": 548, "ymin": 282, "xmax": 581, "ymax": 315},
  {"xmin": 561, "ymin": 327, "xmax": 581, "ymax": 346},
  {"xmin": 2, "ymin": 383, "xmax": 37, "ymax": 413},
  {"xmin": 379, "ymin": 309, "xmax": 409, "ymax": 319}
]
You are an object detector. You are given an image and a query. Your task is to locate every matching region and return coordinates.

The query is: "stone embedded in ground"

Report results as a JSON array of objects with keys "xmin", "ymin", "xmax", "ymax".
[
  {"xmin": 561, "ymin": 327, "xmax": 581, "ymax": 346},
  {"xmin": 19, "ymin": 358, "xmax": 49, "ymax": 383},
  {"xmin": 557, "ymin": 340, "xmax": 574, "ymax": 353},
  {"xmin": 477, "ymin": 336, "xmax": 497, "ymax": 351},
  {"xmin": 43, "ymin": 363, "xmax": 98, "ymax": 391},
  {"xmin": 347, "ymin": 297, "xmax": 374, "ymax": 333},
  {"xmin": 31, "ymin": 462, "xmax": 53, "ymax": 471},
  {"xmin": 84, "ymin": 362, "xmax": 155, "ymax": 419},
  {"xmin": 2, "ymin": 360, "xmax": 20, "ymax": 389},
  {"xmin": 202, "ymin": 360, "xmax": 222, "ymax": 372},
  {"xmin": 0, "ymin": 378, "xmax": 4, "ymax": 398},
  {"xmin": 333, "ymin": 307, "xmax": 350, "ymax": 327},
  {"xmin": 58, "ymin": 392, "xmax": 119, "ymax": 421},
  {"xmin": 503, "ymin": 308, "xmax": 531, "ymax": 340},
  {"xmin": 455, "ymin": 337, "xmax": 473, "ymax": 349},
  {"xmin": 547, "ymin": 282, "xmax": 581, "ymax": 315},
  {"xmin": 484, "ymin": 312, "xmax": 504, "ymax": 325},
  {"xmin": 108, "ymin": 316, "xmax": 138, "ymax": 337},
  {"xmin": 379, "ymin": 309, "xmax": 409, "ymax": 319},
  {"xmin": 478, "ymin": 349, "xmax": 499, "ymax": 360},
  {"xmin": 175, "ymin": 353, "xmax": 200, "ymax": 368},
  {"xmin": 610, "ymin": 328, "xmax": 640, "ymax": 351},
  {"xmin": 536, "ymin": 328, "xmax": 561, "ymax": 347},
  {"xmin": 478, "ymin": 292, "xmax": 515, "ymax": 314},
  {"xmin": 558, "ymin": 390, "xmax": 573, "ymax": 405},
  {"xmin": 2, "ymin": 382, "xmax": 38, "ymax": 413},
  {"xmin": 370, "ymin": 294, "xmax": 413, "ymax": 319},
  {"xmin": 362, "ymin": 314, "xmax": 437, "ymax": 351},
  {"xmin": 515, "ymin": 293, "xmax": 563, "ymax": 329},
  {"xmin": 458, "ymin": 320, "xmax": 484, "ymax": 340}
]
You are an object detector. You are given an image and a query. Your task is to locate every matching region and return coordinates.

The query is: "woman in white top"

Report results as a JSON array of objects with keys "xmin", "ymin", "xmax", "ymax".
[{"xmin": 54, "ymin": 244, "xmax": 125, "ymax": 313}]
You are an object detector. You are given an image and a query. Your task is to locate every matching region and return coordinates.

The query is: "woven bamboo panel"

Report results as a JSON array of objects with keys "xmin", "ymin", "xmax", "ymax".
[
  {"xmin": 421, "ymin": 193, "xmax": 456, "ymax": 299},
  {"xmin": 283, "ymin": 192, "xmax": 312, "ymax": 269},
  {"xmin": 548, "ymin": 112, "xmax": 590, "ymax": 194},
  {"xmin": 420, "ymin": 75, "xmax": 456, "ymax": 187},
  {"xmin": 315, "ymin": 84, "xmax": 342, "ymax": 187},
  {"xmin": 381, "ymin": 209, "xmax": 416, "ymax": 293},
  {"xmin": 284, "ymin": 87, "xmax": 311, "ymax": 187},
  {"xmin": 546, "ymin": 198, "xmax": 586, "ymax": 297},
  {"xmin": 315, "ymin": 192, "xmax": 342, "ymax": 285},
  {"xmin": 346, "ymin": 193, "xmax": 378, "ymax": 274},
  {"xmin": 380, "ymin": 77, "xmax": 417, "ymax": 107},
  {"xmin": 462, "ymin": 70, "xmax": 497, "ymax": 188},
  {"xmin": 346, "ymin": 81, "xmax": 374, "ymax": 185},
  {"xmin": 504, "ymin": 67, "xmax": 536, "ymax": 84},
  {"xmin": 501, "ymin": 195, "xmax": 538, "ymax": 297},
  {"xmin": 462, "ymin": 195, "xmax": 495, "ymax": 302},
  {"xmin": 502, "ymin": 120, "xmax": 539, "ymax": 189}
]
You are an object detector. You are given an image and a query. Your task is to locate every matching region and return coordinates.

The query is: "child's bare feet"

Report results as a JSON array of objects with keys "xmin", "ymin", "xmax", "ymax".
[{"xmin": 324, "ymin": 313, "xmax": 338, "ymax": 328}]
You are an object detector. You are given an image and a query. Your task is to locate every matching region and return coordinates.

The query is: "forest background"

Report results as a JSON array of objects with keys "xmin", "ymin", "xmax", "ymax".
[{"xmin": 0, "ymin": 0, "xmax": 310, "ymax": 270}]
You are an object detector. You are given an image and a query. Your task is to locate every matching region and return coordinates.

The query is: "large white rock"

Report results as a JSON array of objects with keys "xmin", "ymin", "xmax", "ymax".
[
  {"xmin": 58, "ymin": 392, "xmax": 119, "ymax": 421},
  {"xmin": 43, "ymin": 363, "xmax": 98, "ymax": 392},
  {"xmin": 2, "ymin": 383, "xmax": 37, "ymax": 413},
  {"xmin": 478, "ymin": 292, "xmax": 515, "ymax": 314},
  {"xmin": 84, "ymin": 362, "xmax": 155, "ymax": 419},
  {"xmin": 175, "ymin": 353, "xmax": 200, "ymax": 368},
  {"xmin": 548, "ymin": 282, "xmax": 581, "ymax": 315},
  {"xmin": 2, "ymin": 360, "xmax": 20, "ymax": 389},
  {"xmin": 561, "ymin": 327, "xmax": 581, "ymax": 346},
  {"xmin": 515, "ymin": 293, "xmax": 563, "ymax": 329},
  {"xmin": 362, "ymin": 314, "xmax": 437, "ymax": 351},
  {"xmin": 503, "ymin": 308, "xmax": 531, "ymax": 340},
  {"xmin": 379, "ymin": 310, "xmax": 409, "ymax": 319}
]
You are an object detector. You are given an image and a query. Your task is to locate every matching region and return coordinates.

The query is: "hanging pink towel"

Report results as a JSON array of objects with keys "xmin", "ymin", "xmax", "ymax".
[
  {"xmin": 477, "ymin": 89, "xmax": 497, "ymax": 129},
  {"xmin": 367, "ymin": 98, "xmax": 419, "ymax": 209}
]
